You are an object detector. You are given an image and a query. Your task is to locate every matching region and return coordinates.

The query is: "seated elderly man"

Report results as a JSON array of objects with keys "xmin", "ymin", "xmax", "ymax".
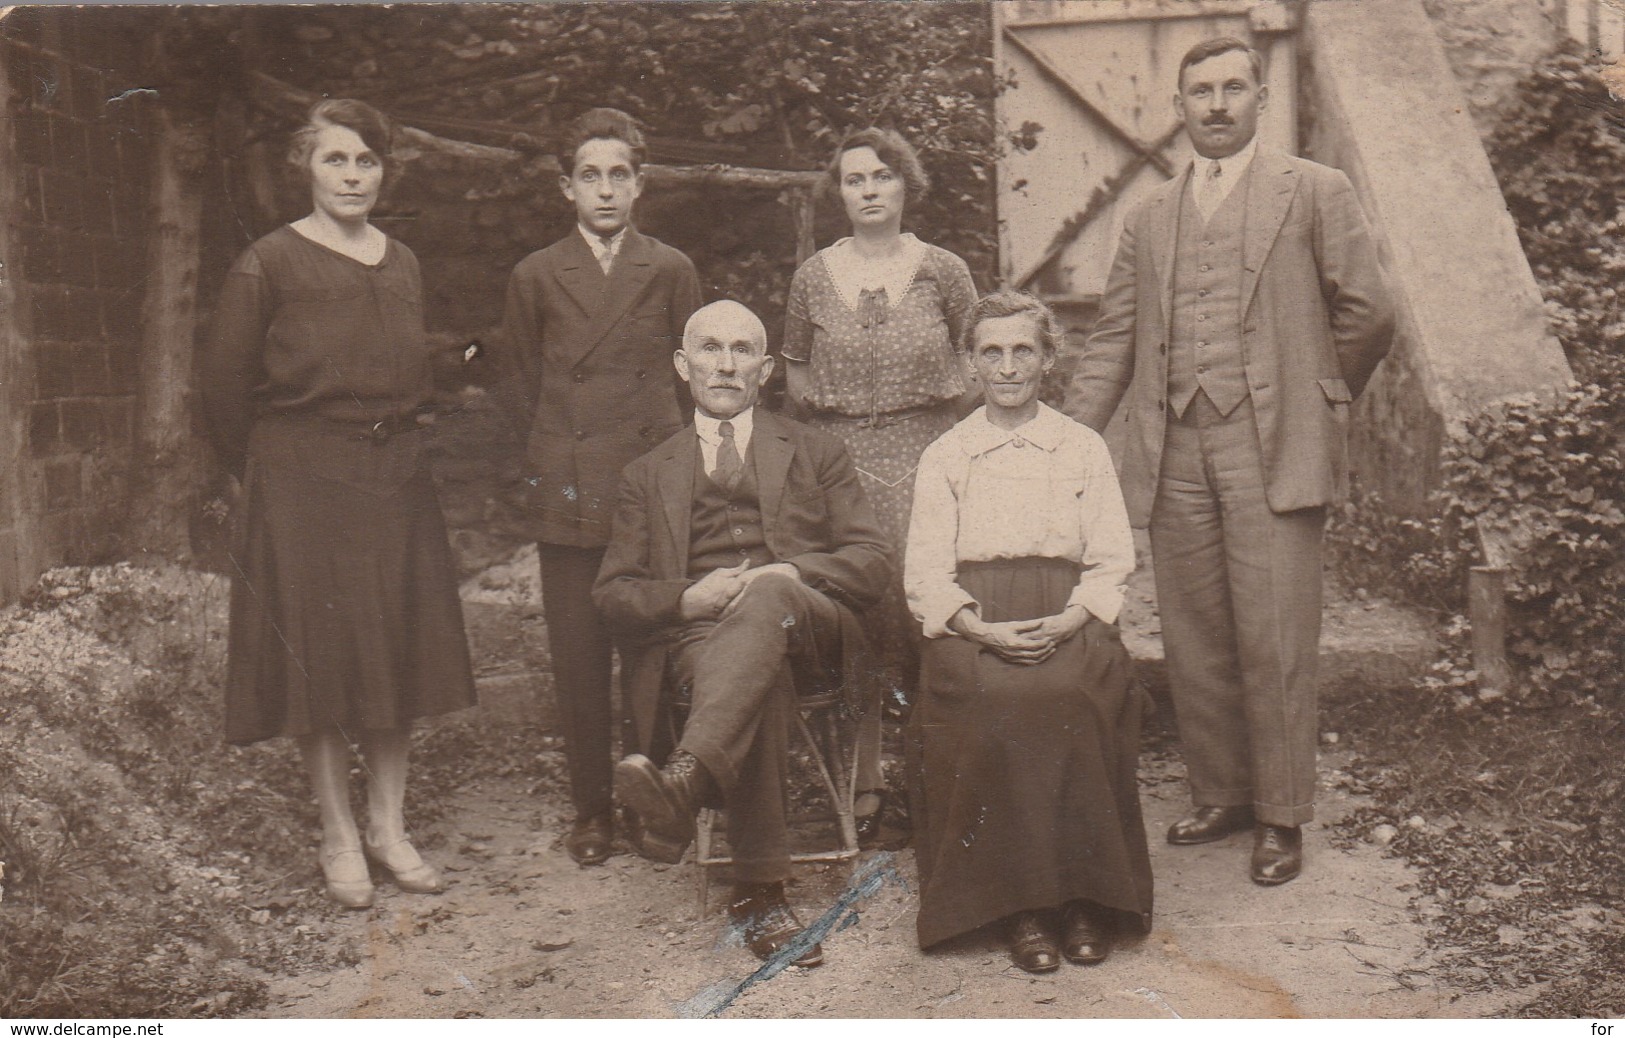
[{"xmin": 594, "ymin": 299, "xmax": 890, "ymax": 967}]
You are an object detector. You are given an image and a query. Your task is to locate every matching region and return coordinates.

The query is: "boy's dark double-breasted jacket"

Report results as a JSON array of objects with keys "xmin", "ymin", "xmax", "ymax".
[{"xmin": 499, "ymin": 226, "xmax": 703, "ymax": 548}]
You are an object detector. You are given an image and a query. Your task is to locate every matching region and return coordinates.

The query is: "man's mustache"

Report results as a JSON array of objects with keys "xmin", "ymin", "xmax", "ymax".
[{"xmin": 1203, "ymin": 114, "xmax": 1235, "ymax": 126}]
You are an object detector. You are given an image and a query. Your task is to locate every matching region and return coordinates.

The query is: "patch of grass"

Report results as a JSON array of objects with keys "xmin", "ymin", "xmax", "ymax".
[{"xmin": 1323, "ymin": 680, "xmax": 1625, "ymax": 1016}]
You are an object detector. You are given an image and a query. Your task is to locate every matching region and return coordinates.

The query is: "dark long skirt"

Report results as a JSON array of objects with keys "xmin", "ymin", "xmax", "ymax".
[
  {"xmin": 224, "ymin": 418, "xmax": 476, "ymax": 745},
  {"xmin": 908, "ymin": 557, "xmax": 1153, "ymax": 949}
]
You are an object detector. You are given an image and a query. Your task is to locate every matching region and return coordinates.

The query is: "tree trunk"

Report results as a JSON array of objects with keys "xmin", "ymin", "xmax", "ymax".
[{"xmin": 129, "ymin": 105, "xmax": 207, "ymax": 562}]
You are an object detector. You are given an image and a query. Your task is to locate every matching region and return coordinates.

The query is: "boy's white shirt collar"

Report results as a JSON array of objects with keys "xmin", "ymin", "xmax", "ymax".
[{"xmin": 578, "ymin": 223, "xmax": 628, "ymax": 256}]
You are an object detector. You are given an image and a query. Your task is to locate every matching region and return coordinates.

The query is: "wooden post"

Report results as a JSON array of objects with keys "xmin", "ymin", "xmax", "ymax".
[
  {"xmin": 790, "ymin": 188, "xmax": 817, "ymax": 267},
  {"xmin": 130, "ymin": 105, "xmax": 208, "ymax": 560},
  {"xmin": 1468, "ymin": 565, "xmax": 1512, "ymax": 698}
]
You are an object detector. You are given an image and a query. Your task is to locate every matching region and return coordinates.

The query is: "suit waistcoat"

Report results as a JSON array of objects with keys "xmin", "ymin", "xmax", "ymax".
[
  {"xmin": 1168, "ymin": 169, "xmax": 1251, "ymax": 418},
  {"xmin": 687, "ymin": 445, "xmax": 773, "ymax": 578}
]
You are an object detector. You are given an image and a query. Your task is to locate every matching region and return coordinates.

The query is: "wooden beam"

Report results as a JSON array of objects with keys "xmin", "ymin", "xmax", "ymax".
[
  {"xmin": 1012, "ymin": 121, "xmax": 1183, "ymax": 290},
  {"xmin": 247, "ymin": 71, "xmax": 822, "ymax": 191}
]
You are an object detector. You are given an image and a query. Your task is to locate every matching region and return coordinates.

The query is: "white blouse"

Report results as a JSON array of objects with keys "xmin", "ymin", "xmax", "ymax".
[{"xmin": 904, "ymin": 404, "xmax": 1135, "ymax": 638}]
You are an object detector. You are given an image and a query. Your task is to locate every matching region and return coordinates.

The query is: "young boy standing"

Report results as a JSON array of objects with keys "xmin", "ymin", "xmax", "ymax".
[{"xmin": 499, "ymin": 108, "xmax": 702, "ymax": 865}]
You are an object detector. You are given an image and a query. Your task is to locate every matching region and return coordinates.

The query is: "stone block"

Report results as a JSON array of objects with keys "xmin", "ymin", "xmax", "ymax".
[
  {"xmin": 58, "ymin": 397, "xmax": 106, "ymax": 451},
  {"xmin": 34, "ymin": 342, "xmax": 77, "ymax": 397},
  {"xmin": 29, "ymin": 401, "xmax": 59, "ymax": 453},
  {"xmin": 13, "ymin": 109, "xmax": 50, "ymax": 165},
  {"xmin": 29, "ymin": 284, "xmax": 72, "ymax": 339},
  {"xmin": 1302, "ymin": 0, "xmax": 1572, "ymax": 514},
  {"xmin": 20, "ymin": 221, "xmax": 62, "ymax": 282},
  {"xmin": 42, "ymin": 456, "xmax": 81, "ymax": 513},
  {"xmin": 52, "ymin": 112, "xmax": 86, "ymax": 168}
]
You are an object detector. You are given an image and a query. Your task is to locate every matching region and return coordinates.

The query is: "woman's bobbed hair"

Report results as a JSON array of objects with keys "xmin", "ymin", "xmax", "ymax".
[
  {"xmin": 822, "ymin": 127, "xmax": 930, "ymax": 210},
  {"xmin": 960, "ymin": 289, "xmax": 1065, "ymax": 357},
  {"xmin": 286, "ymin": 98, "xmax": 397, "ymax": 188}
]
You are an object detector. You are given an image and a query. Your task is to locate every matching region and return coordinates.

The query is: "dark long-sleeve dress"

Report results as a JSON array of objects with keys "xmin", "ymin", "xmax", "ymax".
[{"xmin": 201, "ymin": 226, "xmax": 475, "ymax": 745}]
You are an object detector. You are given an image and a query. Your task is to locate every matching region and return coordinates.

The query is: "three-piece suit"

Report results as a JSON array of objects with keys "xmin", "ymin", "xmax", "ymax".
[
  {"xmin": 1065, "ymin": 146, "xmax": 1395, "ymax": 826},
  {"xmin": 592, "ymin": 410, "xmax": 890, "ymax": 882}
]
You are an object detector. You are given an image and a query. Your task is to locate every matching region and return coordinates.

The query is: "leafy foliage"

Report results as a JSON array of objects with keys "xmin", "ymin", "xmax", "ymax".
[
  {"xmin": 1328, "ymin": 47, "xmax": 1625, "ymax": 711},
  {"xmin": 212, "ymin": 3, "xmax": 997, "ymax": 341}
]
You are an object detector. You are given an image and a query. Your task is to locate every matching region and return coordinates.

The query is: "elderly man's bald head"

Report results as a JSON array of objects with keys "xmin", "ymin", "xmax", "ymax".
[
  {"xmin": 676, "ymin": 300, "xmax": 774, "ymax": 419},
  {"xmin": 683, "ymin": 300, "xmax": 767, "ymax": 353}
]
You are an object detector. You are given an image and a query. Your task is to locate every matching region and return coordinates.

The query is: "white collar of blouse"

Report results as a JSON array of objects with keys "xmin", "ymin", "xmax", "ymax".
[{"xmin": 959, "ymin": 403, "xmax": 1069, "ymax": 456}]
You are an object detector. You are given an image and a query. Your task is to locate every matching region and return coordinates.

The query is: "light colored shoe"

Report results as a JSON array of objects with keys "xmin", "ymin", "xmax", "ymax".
[
  {"xmin": 363, "ymin": 837, "xmax": 443, "ymax": 894},
  {"xmin": 319, "ymin": 846, "xmax": 376, "ymax": 909}
]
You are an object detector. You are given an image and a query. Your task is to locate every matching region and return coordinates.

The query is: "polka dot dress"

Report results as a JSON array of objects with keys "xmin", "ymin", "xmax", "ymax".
[{"xmin": 784, "ymin": 239, "xmax": 979, "ymax": 701}]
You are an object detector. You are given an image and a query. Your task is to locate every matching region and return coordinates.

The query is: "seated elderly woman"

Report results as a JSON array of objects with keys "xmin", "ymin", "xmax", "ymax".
[{"xmin": 903, "ymin": 290, "xmax": 1152, "ymax": 972}]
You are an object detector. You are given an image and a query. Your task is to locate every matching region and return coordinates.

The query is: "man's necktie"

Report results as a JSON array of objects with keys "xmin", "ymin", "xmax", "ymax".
[
  {"xmin": 595, "ymin": 235, "xmax": 616, "ymax": 275},
  {"xmin": 1198, "ymin": 161, "xmax": 1224, "ymax": 222},
  {"xmin": 714, "ymin": 420, "xmax": 743, "ymax": 487}
]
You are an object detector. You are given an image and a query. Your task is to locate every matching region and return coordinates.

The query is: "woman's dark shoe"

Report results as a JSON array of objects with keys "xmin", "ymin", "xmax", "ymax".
[
  {"xmin": 1167, "ymin": 805, "xmax": 1255, "ymax": 845},
  {"xmin": 1061, "ymin": 901, "xmax": 1112, "ymax": 965},
  {"xmin": 854, "ymin": 789, "xmax": 886, "ymax": 848},
  {"xmin": 1007, "ymin": 911, "xmax": 1061, "ymax": 974}
]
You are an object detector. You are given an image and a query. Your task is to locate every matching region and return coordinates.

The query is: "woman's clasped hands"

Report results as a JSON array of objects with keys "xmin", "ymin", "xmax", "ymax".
[{"xmin": 950, "ymin": 603, "xmax": 1091, "ymax": 665}]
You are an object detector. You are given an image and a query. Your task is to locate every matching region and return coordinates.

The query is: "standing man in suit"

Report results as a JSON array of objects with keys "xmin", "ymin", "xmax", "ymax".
[
  {"xmin": 1065, "ymin": 37, "xmax": 1395, "ymax": 885},
  {"xmin": 499, "ymin": 108, "xmax": 703, "ymax": 866},
  {"xmin": 595, "ymin": 301, "xmax": 890, "ymax": 966}
]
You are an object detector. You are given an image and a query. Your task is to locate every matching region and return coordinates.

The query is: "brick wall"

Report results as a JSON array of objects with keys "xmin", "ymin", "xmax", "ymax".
[{"xmin": 0, "ymin": 8, "xmax": 153, "ymax": 602}]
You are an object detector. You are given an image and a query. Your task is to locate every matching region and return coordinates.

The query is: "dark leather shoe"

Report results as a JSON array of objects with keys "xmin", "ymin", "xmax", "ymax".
[
  {"xmin": 1060, "ymin": 901, "xmax": 1112, "ymax": 965},
  {"xmin": 1167, "ymin": 805, "xmax": 1255, "ymax": 845},
  {"xmin": 564, "ymin": 814, "xmax": 614, "ymax": 866},
  {"xmin": 854, "ymin": 789, "xmax": 885, "ymax": 848},
  {"xmin": 727, "ymin": 883, "xmax": 823, "ymax": 967},
  {"xmin": 615, "ymin": 751, "xmax": 712, "ymax": 863},
  {"xmin": 1007, "ymin": 911, "xmax": 1060, "ymax": 973},
  {"xmin": 1251, "ymin": 823, "xmax": 1303, "ymax": 885}
]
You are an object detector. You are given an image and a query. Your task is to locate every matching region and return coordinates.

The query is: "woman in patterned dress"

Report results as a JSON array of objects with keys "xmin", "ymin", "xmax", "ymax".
[
  {"xmin": 201, "ymin": 100, "xmax": 475, "ymax": 909},
  {"xmin": 782, "ymin": 128, "xmax": 979, "ymax": 839}
]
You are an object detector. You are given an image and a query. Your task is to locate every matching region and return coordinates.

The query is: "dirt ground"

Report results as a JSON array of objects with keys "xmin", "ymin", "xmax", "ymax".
[{"xmin": 233, "ymin": 538, "xmax": 1542, "ymax": 1020}]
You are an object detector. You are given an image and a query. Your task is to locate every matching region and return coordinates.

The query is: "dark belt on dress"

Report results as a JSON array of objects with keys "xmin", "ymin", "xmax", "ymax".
[
  {"xmin": 256, "ymin": 411, "xmax": 435, "ymax": 444},
  {"xmin": 807, "ymin": 402, "xmax": 945, "ymax": 430},
  {"xmin": 362, "ymin": 412, "xmax": 435, "ymax": 443}
]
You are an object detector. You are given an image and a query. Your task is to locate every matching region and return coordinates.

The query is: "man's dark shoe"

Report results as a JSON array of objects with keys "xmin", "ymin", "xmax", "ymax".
[
  {"xmin": 615, "ymin": 751, "xmax": 712, "ymax": 864},
  {"xmin": 727, "ymin": 882, "xmax": 823, "ymax": 967},
  {"xmin": 564, "ymin": 813, "xmax": 614, "ymax": 866},
  {"xmin": 1167, "ymin": 805, "xmax": 1255, "ymax": 845},
  {"xmin": 1007, "ymin": 911, "xmax": 1060, "ymax": 974},
  {"xmin": 1250, "ymin": 823, "xmax": 1303, "ymax": 886},
  {"xmin": 1060, "ymin": 901, "xmax": 1112, "ymax": 965}
]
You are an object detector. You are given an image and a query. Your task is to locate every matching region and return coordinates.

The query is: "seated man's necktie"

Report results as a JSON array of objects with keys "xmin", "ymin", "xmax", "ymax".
[
  {"xmin": 596, "ymin": 235, "xmax": 616, "ymax": 275},
  {"xmin": 714, "ymin": 420, "xmax": 743, "ymax": 487}
]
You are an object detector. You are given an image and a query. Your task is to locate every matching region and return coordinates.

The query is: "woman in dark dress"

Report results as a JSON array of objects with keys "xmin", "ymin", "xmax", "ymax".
[
  {"xmin": 903, "ymin": 290, "xmax": 1152, "ymax": 971},
  {"xmin": 201, "ymin": 100, "xmax": 475, "ymax": 909}
]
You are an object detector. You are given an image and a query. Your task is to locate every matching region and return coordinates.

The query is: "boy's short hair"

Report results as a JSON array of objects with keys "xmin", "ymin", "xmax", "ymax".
[{"xmin": 558, "ymin": 107, "xmax": 648, "ymax": 173}]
